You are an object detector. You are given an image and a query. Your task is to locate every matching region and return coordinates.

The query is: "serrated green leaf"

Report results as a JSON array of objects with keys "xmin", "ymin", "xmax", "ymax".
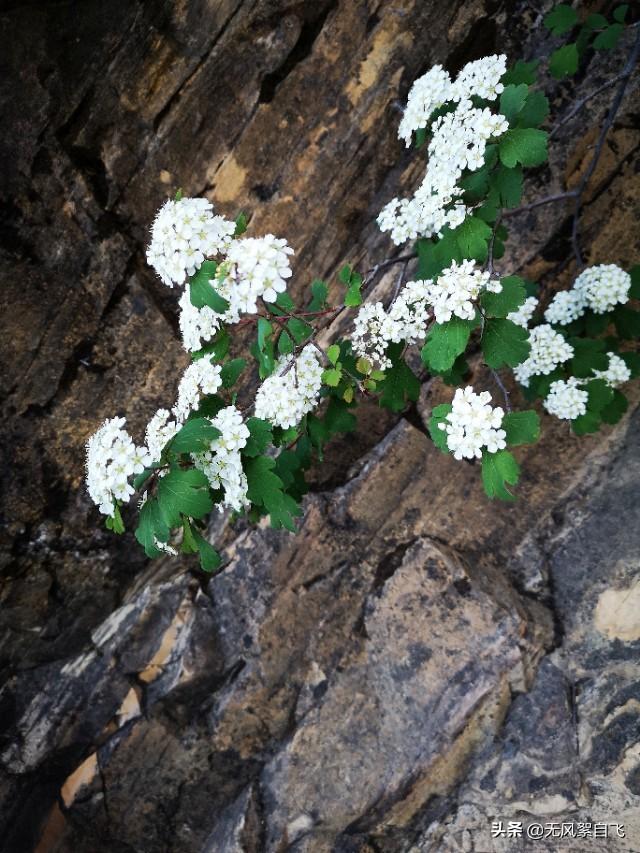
[
  {"xmin": 492, "ymin": 165, "xmax": 523, "ymax": 208},
  {"xmin": 345, "ymin": 283, "xmax": 362, "ymax": 307},
  {"xmin": 181, "ymin": 517, "xmax": 199, "ymax": 554},
  {"xmin": 428, "ymin": 403, "xmax": 452, "ymax": 453},
  {"xmin": 189, "ymin": 262, "xmax": 229, "ymax": 313},
  {"xmin": 601, "ymin": 389, "xmax": 628, "ymax": 424},
  {"xmin": 549, "ymin": 43, "xmax": 579, "ymax": 78},
  {"xmin": 308, "ymin": 279, "xmax": 328, "ymax": 311},
  {"xmin": 169, "ymin": 418, "xmax": 221, "ymax": 455},
  {"xmin": 499, "ymin": 128, "xmax": 548, "ymax": 168},
  {"xmin": 593, "ymin": 23, "xmax": 623, "ymax": 50},
  {"xmin": 502, "ymin": 59, "xmax": 539, "ymax": 86},
  {"xmin": 287, "ymin": 317, "xmax": 313, "ymax": 343},
  {"xmin": 482, "ymin": 449, "xmax": 520, "ymax": 501},
  {"xmin": 277, "ymin": 329, "xmax": 294, "ymax": 355},
  {"xmin": 585, "ymin": 378, "xmax": 614, "ymax": 413},
  {"xmin": 422, "ymin": 317, "xmax": 476, "ymax": 372},
  {"xmin": 234, "ymin": 211, "xmax": 248, "ymax": 236},
  {"xmin": 629, "ymin": 265, "xmax": 640, "ymax": 299},
  {"xmin": 244, "ymin": 455, "xmax": 300, "ymax": 532},
  {"xmin": 503, "ymin": 410, "xmax": 540, "ymax": 446},
  {"xmin": 481, "ymin": 275, "xmax": 527, "ymax": 318},
  {"xmin": 544, "ymin": 4, "xmax": 578, "ymax": 35},
  {"xmin": 157, "ymin": 468, "xmax": 213, "ymax": 527},
  {"xmin": 417, "ymin": 230, "xmax": 463, "ymax": 279},
  {"xmin": 327, "ymin": 344, "xmax": 340, "ymax": 365},
  {"xmin": 585, "ymin": 13, "xmax": 608, "ymax": 29},
  {"xmin": 111, "ymin": 504, "xmax": 125, "ymax": 534},
  {"xmin": 621, "ymin": 351, "xmax": 640, "ymax": 378},
  {"xmin": 482, "ymin": 318, "xmax": 530, "ymax": 368},
  {"xmin": 613, "ymin": 5, "xmax": 629, "ymax": 23},
  {"xmin": 220, "ymin": 358, "xmax": 247, "ymax": 388},
  {"xmin": 585, "ymin": 310, "xmax": 611, "ymax": 336},
  {"xmin": 460, "ymin": 165, "xmax": 491, "ymax": 202},
  {"xmin": 257, "ymin": 317, "xmax": 273, "ymax": 351},
  {"xmin": 192, "ymin": 529, "xmax": 222, "ymax": 572},
  {"xmin": 133, "ymin": 465, "xmax": 161, "ymax": 491},
  {"xmin": 244, "ymin": 417, "xmax": 273, "ymax": 457},
  {"xmin": 192, "ymin": 394, "xmax": 226, "ymax": 420},
  {"xmin": 135, "ymin": 498, "xmax": 170, "ymax": 558},
  {"xmin": 524, "ymin": 367, "xmax": 564, "ymax": 400},
  {"xmin": 613, "ymin": 306, "xmax": 640, "ymax": 339},
  {"xmin": 516, "ymin": 91, "xmax": 550, "ymax": 129},
  {"xmin": 275, "ymin": 291, "xmax": 296, "ymax": 311},
  {"xmin": 378, "ymin": 349, "xmax": 420, "ymax": 412},
  {"xmin": 338, "ymin": 264, "xmax": 352, "ymax": 285},
  {"xmin": 570, "ymin": 338, "xmax": 608, "ymax": 377},
  {"xmin": 454, "ymin": 216, "xmax": 492, "ymax": 261},
  {"xmin": 322, "ymin": 367, "xmax": 342, "ymax": 387},
  {"xmin": 500, "ymin": 84, "xmax": 528, "ymax": 122},
  {"xmin": 572, "ymin": 411, "xmax": 601, "ymax": 435}
]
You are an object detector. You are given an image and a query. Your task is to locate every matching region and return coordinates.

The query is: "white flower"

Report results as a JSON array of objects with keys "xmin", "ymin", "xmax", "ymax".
[
  {"xmin": 219, "ymin": 235, "xmax": 294, "ymax": 315},
  {"xmin": 254, "ymin": 345, "xmax": 324, "ymax": 429},
  {"xmin": 573, "ymin": 264, "xmax": 631, "ymax": 314},
  {"xmin": 146, "ymin": 197, "xmax": 235, "ymax": 287},
  {"xmin": 544, "ymin": 289, "xmax": 587, "ymax": 325},
  {"xmin": 543, "ymin": 378, "xmax": 588, "ymax": 420},
  {"xmin": 450, "ymin": 55, "xmax": 507, "ymax": 102},
  {"xmin": 398, "ymin": 65, "xmax": 452, "ymax": 146},
  {"xmin": 86, "ymin": 417, "xmax": 152, "ymax": 516},
  {"xmin": 507, "ymin": 296, "xmax": 538, "ymax": 328},
  {"xmin": 593, "ymin": 352, "xmax": 631, "ymax": 389},
  {"xmin": 178, "ymin": 289, "xmax": 223, "ymax": 353},
  {"xmin": 438, "ymin": 386, "xmax": 506, "ymax": 460},
  {"xmin": 426, "ymin": 259, "xmax": 500, "ymax": 324},
  {"xmin": 513, "ymin": 324, "xmax": 574, "ymax": 387},
  {"xmin": 173, "ymin": 359, "xmax": 223, "ymax": 423},
  {"xmin": 145, "ymin": 409, "xmax": 179, "ymax": 464},
  {"xmin": 192, "ymin": 406, "xmax": 250, "ymax": 512}
]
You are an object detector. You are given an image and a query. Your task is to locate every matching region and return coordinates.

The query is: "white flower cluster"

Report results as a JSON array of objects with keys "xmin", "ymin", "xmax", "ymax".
[
  {"xmin": 254, "ymin": 346, "xmax": 324, "ymax": 429},
  {"xmin": 507, "ymin": 296, "xmax": 538, "ymax": 328},
  {"xmin": 543, "ymin": 377, "xmax": 588, "ymax": 420},
  {"xmin": 425, "ymin": 259, "xmax": 500, "ymax": 323},
  {"xmin": 513, "ymin": 324, "xmax": 574, "ymax": 387},
  {"xmin": 86, "ymin": 418, "xmax": 151, "ymax": 516},
  {"xmin": 379, "ymin": 55, "xmax": 509, "ymax": 244},
  {"xmin": 173, "ymin": 359, "xmax": 222, "ymax": 422},
  {"xmin": 146, "ymin": 197, "xmax": 235, "ymax": 287},
  {"xmin": 193, "ymin": 406, "xmax": 250, "ymax": 512},
  {"xmin": 178, "ymin": 290, "xmax": 222, "ymax": 353},
  {"xmin": 544, "ymin": 264, "xmax": 631, "ymax": 324},
  {"xmin": 594, "ymin": 352, "xmax": 631, "ymax": 388},
  {"xmin": 351, "ymin": 280, "xmax": 430, "ymax": 368},
  {"xmin": 219, "ymin": 235, "xmax": 294, "ymax": 315},
  {"xmin": 438, "ymin": 386, "xmax": 506, "ymax": 460}
]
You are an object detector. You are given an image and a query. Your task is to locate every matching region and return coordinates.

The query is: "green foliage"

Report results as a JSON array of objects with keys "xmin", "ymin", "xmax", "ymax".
[
  {"xmin": 221, "ymin": 358, "xmax": 247, "ymax": 388},
  {"xmin": 569, "ymin": 338, "xmax": 608, "ymax": 377},
  {"xmin": 454, "ymin": 215, "xmax": 492, "ymax": 261},
  {"xmin": 492, "ymin": 165, "xmax": 523, "ymax": 209},
  {"xmin": 499, "ymin": 84, "xmax": 529, "ymax": 122},
  {"xmin": 481, "ymin": 450, "xmax": 520, "ymax": 501},
  {"xmin": 502, "ymin": 59, "xmax": 539, "ymax": 86},
  {"xmin": 378, "ymin": 344, "xmax": 420, "ymax": 411},
  {"xmin": 157, "ymin": 468, "xmax": 213, "ymax": 527},
  {"xmin": 234, "ymin": 211, "xmax": 248, "ymax": 236},
  {"xmin": 417, "ymin": 230, "xmax": 463, "ymax": 279},
  {"xmin": 428, "ymin": 403, "xmax": 452, "ymax": 452},
  {"xmin": 600, "ymin": 389, "xmax": 628, "ymax": 424},
  {"xmin": 613, "ymin": 306, "xmax": 640, "ymax": 339},
  {"xmin": 135, "ymin": 498, "xmax": 170, "ymax": 558},
  {"xmin": 516, "ymin": 91, "xmax": 550, "ymax": 129},
  {"xmin": 481, "ymin": 276, "xmax": 527, "ymax": 318},
  {"xmin": 499, "ymin": 129, "xmax": 548, "ymax": 168},
  {"xmin": 308, "ymin": 279, "xmax": 329, "ymax": 311},
  {"xmin": 502, "ymin": 410, "xmax": 540, "ymax": 446},
  {"xmin": 339, "ymin": 266, "xmax": 363, "ymax": 307},
  {"xmin": 244, "ymin": 418, "xmax": 273, "ymax": 457},
  {"xmin": 244, "ymin": 455, "xmax": 301, "ymax": 531},
  {"xmin": 106, "ymin": 504, "xmax": 125, "ymax": 534},
  {"xmin": 482, "ymin": 318, "xmax": 530, "ymax": 368},
  {"xmin": 168, "ymin": 418, "xmax": 221, "ymax": 455},
  {"xmin": 544, "ymin": 4, "xmax": 578, "ymax": 36},
  {"xmin": 549, "ymin": 43, "xmax": 579, "ymax": 78},
  {"xmin": 189, "ymin": 262, "xmax": 230, "ymax": 313},
  {"xmin": 422, "ymin": 317, "xmax": 477, "ymax": 372},
  {"xmin": 593, "ymin": 23, "xmax": 624, "ymax": 51}
]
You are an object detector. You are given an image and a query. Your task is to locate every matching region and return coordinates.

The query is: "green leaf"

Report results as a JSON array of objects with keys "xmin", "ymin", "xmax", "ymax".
[
  {"xmin": 157, "ymin": 468, "xmax": 213, "ymax": 527},
  {"xmin": 327, "ymin": 344, "xmax": 340, "ymax": 365},
  {"xmin": 169, "ymin": 418, "xmax": 221, "ymax": 455},
  {"xmin": 460, "ymin": 165, "xmax": 490, "ymax": 202},
  {"xmin": 516, "ymin": 91, "xmax": 550, "ymax": 129},
  {"xmin": 454, "ymin": 216, "xmax": 492, "ymax": 261},
  {"xmin": 244, "ymin": 455, "xmax": 300, "ymax": 532},
  {"xmin": 585, "ymin": 311, "xmax": 611, "ymax": 336},
  {"xmin": 192, "ymin": 529, "xmax": 222, "ymax": 572},
  {"xmin": 345, "ymin": 281, "xmax": 362, "ymax": 307},
  {"xmin": 493, "ymin": 165, "xmax": 523, "ymax": 208},
  {"xmin": 135, "ymin": 498, "xmax": 170, "ymax": 558},
  {"xmin": 275, "ymin": 291, "xmax": 296, "ymax": 311},
  {"xmin": 287, "ymin": 317, "xmax": 313, "ymax": 343},
  {"xmin": 482, "ymin": 318, "xmax": 530, "ymax": 368},
  {"xmin": 593, "ymin": 23, "xmax": 623, "ymax": 50},
  {"xmin": 322, "ymin": 367, "xmax": 342, "ymax": 387},
  {"xmin": 181, "ymin": 517, "xmax": 199, "ymax": 554},
  {"xmin": 481, "ymin": 450, "xmax": 520, "ymax": 501},
  {"xmin": 481, "ymin": 275, "xmax": 526, "ymax": 318},
  {"xmin": 572, "ymin": 411, "xmax": 601, "ymax": 436},
  {"xmin": 133, "ymin": 465, "xmax": 160, "ymax": 491},
  {"xmin": 499, "ymin": 84, "xmax": 528, "ymax": 122},
  {"xmin": 629, "ymin": 265, "xmax": 640, "ymax": 299},
  {"xmin": 613, "ymin": 306, "xmax": 640, "ymax": 339},
  {"xmin": 428, "ymin": 403, "xmax": 452, "ymax": 453},
  {"xmin": 621, "ymin": 352, "xmax": 640, "ymax": 378},
  {"xmin": 378, "ymin": 353, "xmax": 420, "ymax": 412},
  {"xmin": 585, "ymin": 378, "xmax": 614, "ymax": 413},
  {"xmin": 549, "ymin": 43, "xmax": 579, "ymax": 78},
  {"xmin": 257, "ymin": 317, "xmax": 273, "ymax": 351},
  {"xmin": 323, "ymin": 396, "xmax": 357, "ymax": 435},
  {"xmin": 338, "ymin": 264, "xmax": 352, "ymax": 285},
  {"xmin": 220, "ymin": 358, "xmax": 246, "ymax": 389},
  {"xmin": 502, "ymin": 59, "xmax": 539, "ymax": 86},
  {"xmin": 613, "ymin": 5, "xmax": 629, "ymax": 24},
  {"xmin": 174, "ymin": 188, "xmax": 183, "ymax": 201},
  {"xmin": 308, "ymin": 279, "xmax": 329, "ymax": 311},
  {"xmin": 524, "ymin": 367, "xmax": 564, "ymax": 400},
  {"xmin": 417, "ymin": 230, "xmax": 463, "ymax": 279},
  {"xmin": 601, "ymin": 389, "xmax": 628, "ymax": 425},
  {"xmin": 234, "ymin": 211, "xmax": 248, "ymax": 236},
  {"xmin": 499, "ymin": 128, "xmax": 548, "ymax": 168},
  {"xmin": 585, "ymin": 13, "xmax": 608, "ymax": 29},
  {"xmin": 436, "ymin": 353, "xmax": 470, "ymax": 386},
  {"xmin": 544, "ymin": 4, "xmax": 578, "ymax": 35},
  {"xmin": 502, "ymin": 410, "xmax": 540, "ymax": 446},
  {"xmin": 570, "ymin": 338, "xmax": 608, "ymax": 377},
  {"xmin": 189, "ymin": 262, "xmax": 230, "ymax": 313},
  {"xmin": 421, "ymin": 316, "xmax": 476, "ymax": 372},
  {"xmin": 111, "ymin": 504, "xmax": 125, "ymax": 534},
  {"xmin": 244, "ymin": 417, "xmax": 273, "ymax": 457},
  {"xmin": 192, "ymin": 394, "xmax": 226, "ymax": 420},
  {"xmin": 277, "ymin": 329, "xmax": 294, "ymax": 355}
]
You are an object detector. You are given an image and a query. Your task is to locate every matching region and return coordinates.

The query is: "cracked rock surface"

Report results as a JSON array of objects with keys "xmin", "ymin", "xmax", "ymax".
[{"xmin": 1, "ymin": 1, "xmax": 639, "ymax": 851}]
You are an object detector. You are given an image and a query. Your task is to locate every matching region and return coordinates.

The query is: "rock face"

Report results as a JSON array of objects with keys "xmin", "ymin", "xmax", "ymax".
[{"xmin": 1, "ymin": 1, "xmax": 640, "ymax": 852}]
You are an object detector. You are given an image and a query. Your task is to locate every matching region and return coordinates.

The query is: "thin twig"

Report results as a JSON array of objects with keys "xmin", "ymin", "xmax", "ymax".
[
  {"xmin": 571, "ymin": 26, "xmax": 640, "ymax": 269},
  {"xmin": 490, "ymin": 369, "xmax": 512, "ymax": 412},
  {"xmin": 549, "ymin": 71, "xmax": 631, "ymax": 139},
  {"xmin": 502, "ymin": 190, "xmax": 577, "ymax": 217},
  {"xmin": 485, "ymin": 214, "xmax": 502, "ymax": 276}
]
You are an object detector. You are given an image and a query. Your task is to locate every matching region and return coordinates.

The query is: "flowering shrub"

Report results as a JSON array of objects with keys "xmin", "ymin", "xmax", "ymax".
[{"xmin": 86, "ymin": 5, "xmax": 640, "ymax": 570}]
